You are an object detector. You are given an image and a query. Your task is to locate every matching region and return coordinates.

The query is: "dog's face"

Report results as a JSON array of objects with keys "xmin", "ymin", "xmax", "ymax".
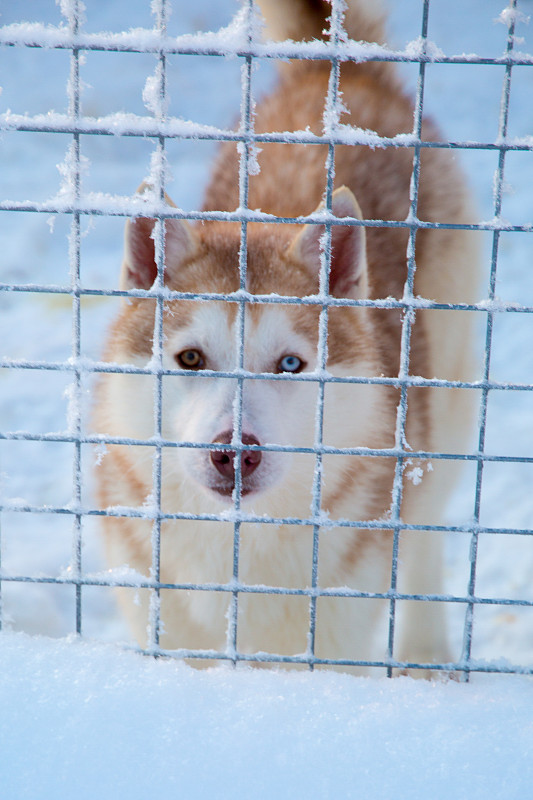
[
  {"xmin": 104, "ymin": 188, "xmax": 386, "ymax": 507},
  {"xmin": 159, "ymin": 298, "xmax": 321, "ymax": 501}
]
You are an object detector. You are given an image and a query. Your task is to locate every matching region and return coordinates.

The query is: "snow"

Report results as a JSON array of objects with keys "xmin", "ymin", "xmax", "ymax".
[
  {"xmin": 1, "ymin": 631, "xmax": 533, "ymax": 800},
  {"xmin": 497, "ymin": 6, "xmax": 531, "ymax": 27},
  {"xmin": 1, "ymin": 0, "xmax": 533, "ymax": 795}
]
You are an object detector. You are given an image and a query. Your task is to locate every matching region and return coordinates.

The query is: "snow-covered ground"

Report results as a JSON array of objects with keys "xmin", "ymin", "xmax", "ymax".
[
  {"xmin": 1, "ymin": 0, "xmax": 533, "ymax": 796},
  {"xmin": 2, "ymin": 631, "xmax": 533, "ymax": 800}
]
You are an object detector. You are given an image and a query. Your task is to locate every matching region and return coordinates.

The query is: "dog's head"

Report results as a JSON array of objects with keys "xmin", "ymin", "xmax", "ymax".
[{"xmin": 108, "ymin": 186, "xmax": 382, "ymax": 508}]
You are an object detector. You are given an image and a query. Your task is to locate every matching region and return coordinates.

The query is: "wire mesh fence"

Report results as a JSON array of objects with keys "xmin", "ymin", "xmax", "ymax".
[{"xmin": 1, "ymin": 0, "xmax": 533, "ymax": 678}]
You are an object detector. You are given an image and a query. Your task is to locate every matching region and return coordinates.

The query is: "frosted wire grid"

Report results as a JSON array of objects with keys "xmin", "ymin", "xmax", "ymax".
[{"xmin": 1, "ymin": 0, "xmax": 532, "ymax": 677}]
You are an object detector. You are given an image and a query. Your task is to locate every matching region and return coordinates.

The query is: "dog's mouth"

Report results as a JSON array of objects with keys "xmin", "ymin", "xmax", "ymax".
[{"xmin": 208, "ymin": 482, "xmax": 256, "ymax": 500}]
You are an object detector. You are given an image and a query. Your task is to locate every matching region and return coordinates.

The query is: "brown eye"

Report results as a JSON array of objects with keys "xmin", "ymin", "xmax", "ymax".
[{"xmin": 176, "ymin": 349, "xmax": 204, "ymax": 370}]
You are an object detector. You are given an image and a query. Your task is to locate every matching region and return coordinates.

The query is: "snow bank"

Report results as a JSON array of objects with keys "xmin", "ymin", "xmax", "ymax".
[{"xmin": 1, "ymin": 631, "xmax": 532, "ymax": 800}]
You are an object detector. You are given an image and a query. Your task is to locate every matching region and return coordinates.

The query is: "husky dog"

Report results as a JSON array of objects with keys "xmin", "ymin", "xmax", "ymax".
[{"xmin": 94, "ymin": 0, "xmax": 479, "ymax": 675}]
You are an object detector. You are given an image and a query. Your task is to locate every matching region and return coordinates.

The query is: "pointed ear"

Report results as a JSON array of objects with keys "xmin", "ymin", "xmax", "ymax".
[
  {"xmin": 120, "ymin": 186, "xmax": 198, "ymax": 290},
  {"xmin": 288, "ymin": 186, "xmax": 368, "ymax": 299}
]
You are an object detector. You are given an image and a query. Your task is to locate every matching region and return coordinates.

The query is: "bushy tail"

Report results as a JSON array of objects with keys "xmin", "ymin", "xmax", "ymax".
[{"xmin": 255, "ymin": 0, "xmax": 386, "ymax": 46}]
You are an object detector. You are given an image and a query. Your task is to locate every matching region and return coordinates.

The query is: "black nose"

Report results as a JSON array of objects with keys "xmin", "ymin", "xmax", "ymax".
[{"xmin": 210, "ymin": 431, "xmax": 262, "ymax": 479}]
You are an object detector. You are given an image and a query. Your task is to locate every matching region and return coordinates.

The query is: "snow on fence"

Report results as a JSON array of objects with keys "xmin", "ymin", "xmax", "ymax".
[{"xmin": 1, "ymin": 0, "xmax": 533, "ymax": 679}]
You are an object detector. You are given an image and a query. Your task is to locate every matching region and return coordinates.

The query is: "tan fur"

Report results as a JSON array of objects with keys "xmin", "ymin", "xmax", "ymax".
[{"xmin": 93, "ymin": 0, "xmax": 480, "ymax": 676}]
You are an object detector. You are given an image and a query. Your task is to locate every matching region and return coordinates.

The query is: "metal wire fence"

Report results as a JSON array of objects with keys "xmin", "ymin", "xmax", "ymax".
[{"xmin": 1, "ymin": 0, "xmax": 533, "ymax": 678}]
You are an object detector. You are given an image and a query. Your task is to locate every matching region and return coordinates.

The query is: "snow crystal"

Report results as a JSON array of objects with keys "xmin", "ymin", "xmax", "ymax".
[
  {"xmin": 212, "ymin": 3, "xmax": 264, "ymax": 52},
  {"xmin": 150, "ymin": 0, "xmax": 172, "ymax": 25},
  {"xmin": 55, "ymin": 141, "xmax": 88, "ymax": 203},
  {"xmin": 404, "ymin": 35, "xmax": 445, "ymax": 60},
  {"xmin": 142, "ymin": 61, "xmax": 169, "ymax": 118},
  {"xmin": 237, "ymin": 140, "xmax": 262, "ymax": 176},
  {"xmin": 80, "ymin": 571, "xmax": 147, "ymax": 604},
  {"xmin": 405, "ymin": 464, "xmax": 424, "ymax": 485},
  {"xmin": 497, "ymin": 7, "xmax": 531, "ymax": 28},
  {"xmin": 63, "ymin": 380, "xmax": 81, "ymax": 434},
  {"xmin": 56, "ymin": 0, "xmax": 86, "ymax": 25},
  {"xmin": 328, "ymin": 123, "xmax": 395, "ymax": 147},
  {"xmin": 93, "ymin": 442, "xmax": 108, "ymax": 465}
]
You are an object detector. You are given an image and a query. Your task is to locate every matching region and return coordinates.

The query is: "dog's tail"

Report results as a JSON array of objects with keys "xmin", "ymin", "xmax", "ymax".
[{"xmin": 255, "ymin": 0, "xmax": 386, "ymax": 47}]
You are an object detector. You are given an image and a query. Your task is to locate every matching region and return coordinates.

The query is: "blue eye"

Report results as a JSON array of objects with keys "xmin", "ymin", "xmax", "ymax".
[{"xmin": 278, "ymin": 355, "xmax": 304, "ymax": 374}]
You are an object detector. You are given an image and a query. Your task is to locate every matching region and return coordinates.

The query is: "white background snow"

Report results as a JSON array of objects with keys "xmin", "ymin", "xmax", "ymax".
[{"xmin": 1, "ymin": 0, "xmax": 533, "ymax": 797}]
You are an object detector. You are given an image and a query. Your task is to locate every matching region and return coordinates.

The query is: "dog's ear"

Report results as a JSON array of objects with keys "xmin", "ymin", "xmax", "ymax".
[
  {"xmin": 288, "ymin": 186, "xmax": 368, "ymax": 299},
  {"xmin": 120, "ymin": 186, "xmax": 198, "ymax": 290}
]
